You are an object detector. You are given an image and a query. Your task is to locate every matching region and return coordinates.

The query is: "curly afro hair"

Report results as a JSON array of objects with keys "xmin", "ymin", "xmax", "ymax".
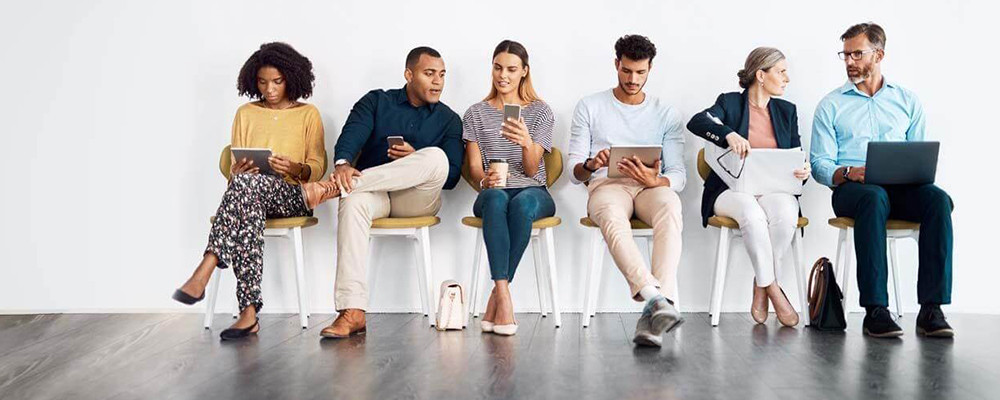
[
  {"xmin": 237, "ymin": 42, "xmax": 315, "ymax": 101},
  {"xmin": 614, "ymin": 34, "xmax": 657, "ymax": 63}
]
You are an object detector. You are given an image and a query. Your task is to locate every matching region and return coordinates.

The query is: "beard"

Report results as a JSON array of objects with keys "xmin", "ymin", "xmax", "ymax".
[
  {"xmin": 847, "ymin": 65, "xmax": 871, "ymax": 84},
  {"xmin": 618, "ymin": 80, "xmax": 645, "ymax": 95}
]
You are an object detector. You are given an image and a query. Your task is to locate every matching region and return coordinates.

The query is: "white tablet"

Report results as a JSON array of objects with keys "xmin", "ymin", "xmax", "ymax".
[
  {"xmin": 230, "ymin": 147, "xmax": 277, "ymax": 176},
  {"xmin": 607, "ymin": 145, "xmax": 662, "ymax": 178}
]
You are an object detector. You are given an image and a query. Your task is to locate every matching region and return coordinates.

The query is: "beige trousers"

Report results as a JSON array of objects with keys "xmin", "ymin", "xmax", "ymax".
[
  {"xmin": 586, "ymin": 177, "xmax": 683, "ymax": 302},
  {"xmin": 335, "ymin": 147, "xmax": 449, "ymax": 311}
]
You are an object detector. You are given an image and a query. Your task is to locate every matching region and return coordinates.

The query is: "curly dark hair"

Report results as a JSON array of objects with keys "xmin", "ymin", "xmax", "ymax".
[
  {"xmin": 614, "ymin": 34, "xmax": 657, "ymax": 63},
  {"xmin": 237, "ymin": 42, "xmax": 314, "ymax": 100}
]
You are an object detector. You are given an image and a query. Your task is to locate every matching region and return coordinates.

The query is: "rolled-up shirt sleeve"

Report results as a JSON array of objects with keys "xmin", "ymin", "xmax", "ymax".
[
  {"xmin": 661, "ymin": 108, "xmax": 687, "ymax": 192},
  {"xmin": 567, "ymin": 99, "xmax": 592, "ymax": 185},
  {"xmin": 810, "ymin": 99, "xmax": 839, "ymax": 187}
]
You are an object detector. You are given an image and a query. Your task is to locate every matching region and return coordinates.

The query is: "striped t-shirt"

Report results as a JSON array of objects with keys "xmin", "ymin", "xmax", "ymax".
[{"xmin": 462, "ymin": 100, "xmax": 555, "ymax": 188}]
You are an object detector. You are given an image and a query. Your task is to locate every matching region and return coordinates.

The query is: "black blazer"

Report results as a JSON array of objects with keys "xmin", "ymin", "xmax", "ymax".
[{"xmin": 686, "ymin": 91, "xmax": 802, "ymax": 227}]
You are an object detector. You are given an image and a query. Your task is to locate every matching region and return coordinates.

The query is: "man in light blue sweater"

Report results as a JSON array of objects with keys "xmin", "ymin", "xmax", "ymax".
[{"xmin": 568, "ymin": 35, "xmax": 686, "ymax": 347}]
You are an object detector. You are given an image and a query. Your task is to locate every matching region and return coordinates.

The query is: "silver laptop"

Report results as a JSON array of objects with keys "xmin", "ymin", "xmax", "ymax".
[{"xmin": 865, "ymin": 141, "xmax": 939, "ymax": 185}]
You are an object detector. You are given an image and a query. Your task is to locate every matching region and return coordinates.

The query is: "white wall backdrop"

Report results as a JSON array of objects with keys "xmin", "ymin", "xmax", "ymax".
[{"xmin": 2, "ymin": 0, "xmax": 998, "ymax": 315}]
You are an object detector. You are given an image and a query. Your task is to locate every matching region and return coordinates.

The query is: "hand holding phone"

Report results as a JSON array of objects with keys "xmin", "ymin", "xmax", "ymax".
[{"xmin": 387, "ymin": 136, "xmax": 414, "ymax": 160}]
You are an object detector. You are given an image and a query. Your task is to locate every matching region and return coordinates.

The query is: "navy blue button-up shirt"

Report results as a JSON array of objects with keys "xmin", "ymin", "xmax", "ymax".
[{"xmin": 334, "ymin": 86, "xmax": 464, "ymax": 189}]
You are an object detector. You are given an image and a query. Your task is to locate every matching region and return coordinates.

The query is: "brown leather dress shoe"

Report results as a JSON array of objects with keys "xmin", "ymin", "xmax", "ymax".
[
  {"xmin": 320, "ymin": 309, "xmax": 366, "ymax": 338},
  {"xmin": 301, "ymin": 180, "xmax": 340, "ymax": 210}
]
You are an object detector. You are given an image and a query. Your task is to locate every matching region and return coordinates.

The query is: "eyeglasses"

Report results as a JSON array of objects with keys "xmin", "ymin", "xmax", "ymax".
[
  {"xmin": 718, "ymin": 149, "xmax": 746, "ymax": 179},
  {"xmin": 837, "ymin": 49, "xmax": 879, "ymax": 61}
]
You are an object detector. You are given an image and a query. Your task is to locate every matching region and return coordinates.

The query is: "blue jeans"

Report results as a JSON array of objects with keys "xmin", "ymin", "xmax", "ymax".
[{"xmin": 473, "ymin": 186, "xmax": 556, "ymax": 282}]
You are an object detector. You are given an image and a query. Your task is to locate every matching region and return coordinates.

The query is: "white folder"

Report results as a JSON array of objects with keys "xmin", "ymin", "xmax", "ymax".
[{"xmin": 738, "ymin": 148, "xmax": 805, "ymax": 195}]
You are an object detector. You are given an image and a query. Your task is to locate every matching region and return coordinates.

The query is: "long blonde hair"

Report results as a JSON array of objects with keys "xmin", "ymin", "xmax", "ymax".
[{"xmin": 484, "ymin": 40, "xmax": 541, "ymax": 103}]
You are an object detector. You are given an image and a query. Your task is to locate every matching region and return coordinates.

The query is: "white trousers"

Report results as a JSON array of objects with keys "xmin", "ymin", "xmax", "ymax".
[{"xmin": 713, "ymin": 190, "xmax": 798, "ymax": 286}]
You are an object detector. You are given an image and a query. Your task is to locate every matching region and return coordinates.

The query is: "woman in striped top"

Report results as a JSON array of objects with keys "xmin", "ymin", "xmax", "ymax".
[{"xmin": 463, "ymin": 40, "xmax": 556, "ymax": 336}]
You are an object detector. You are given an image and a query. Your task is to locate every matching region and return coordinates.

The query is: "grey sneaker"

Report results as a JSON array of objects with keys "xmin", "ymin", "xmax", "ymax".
[
  {"xmin": 633, "ymin": 296, "xmax": 684, "ymax": 347},
  {"xmin": 649, "ymin": 296, "xmax": 683, "ymax": 335},
  {"xmin": 633, "ymin": 313, "xmax": 662, "ymax": 347}
]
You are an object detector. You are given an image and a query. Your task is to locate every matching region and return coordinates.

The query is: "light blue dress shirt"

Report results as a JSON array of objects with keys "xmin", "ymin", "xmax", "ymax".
[{"xmin": 810, "ymin": 78, "xmax": 927, "ymax": 187}]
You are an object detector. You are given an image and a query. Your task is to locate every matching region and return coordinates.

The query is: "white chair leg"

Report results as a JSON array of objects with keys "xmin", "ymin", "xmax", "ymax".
[
  {"xmin": 367, "ymin": 237, "xmax": 379, "ymax": 311},
  {"xmin": 889, "ymin": 238, "xmax": 904, "ymax": 319},
  {"xmin": 418, "ymin": 227, "xmax": 437, "ymax": 327},
  {"xmin": 591, "ymin": 236, "xmax": 606, "ymax": 318},
  {"xmin": 476, "ymin": 230, "xmax": 492, "ymax": 317},
  {"xmin": 468, "ymin": 229, "xmax": 484, "ymax": 325},
  {"xmin": 710, "ymin": 227, "xmax": 732, "ymax": 327},
  {"xmin": 531, "ymin": 235, "xmax": 548, "ymax": 317},
  {"xmin": 232, "ymin": 300, "xmax": 240, "ymax": 319},
  {"xmin": 203, "ymin": 268, "xmax": 223, "ymax": 329},
  {"xmin": 291, "ymin": 227, "xmax": 309, "ymax": 329},
  {"xmin": 582, "ymin": 230, "xmax": 604, "ymax": 328},
  {"xmin": 834, "ymin": 229, "xmax": 846, "ymax": 279},
  {"xmin": 543, "ymin": 228, "xmax": 562, "ymax": 328},
  {"xmin": 410, "ymin": 234, "xmax": 430, "ymax": 317},
  {"xmin": 842, "ymin": 227, "xmax": 855, "ymax": 311},
  {"xmin": 791, "ymin": 233, "xmax": 810, "ymax": 326}
]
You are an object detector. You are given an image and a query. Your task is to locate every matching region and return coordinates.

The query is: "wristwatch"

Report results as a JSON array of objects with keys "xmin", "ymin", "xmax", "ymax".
[
  {"xmin": 843, "ymin": 166, "xmax": 852, "ymax": 181},
  {"xmin": 335, "ymin": 159, "xmax": 350, "ymax": 168},
  {"xmin": 582, "ymin": 158, "xmax": 597, "ymax": 173}
]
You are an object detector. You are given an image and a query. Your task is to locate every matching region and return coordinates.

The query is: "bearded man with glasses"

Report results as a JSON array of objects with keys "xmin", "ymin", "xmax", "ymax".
[{"xmin": 810, "ymin": 22, "xmax": 955, "ymax": 339}]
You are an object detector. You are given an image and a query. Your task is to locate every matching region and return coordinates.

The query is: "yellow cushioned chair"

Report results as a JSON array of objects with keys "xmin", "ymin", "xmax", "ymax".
[
  {"xmin": 697, "ymin": 148, "xmax": 810, "ymax": 327},
  {"xmin": 203, "ymin": 145, "xmax": 321, "ymax": 329},
  {"xmin": 826, "ymin": 217, "xmax": 919, "ymax": 319},
  {"xmin": 460, "ymin": 147, "xmax": 564, "ymax": 328}
]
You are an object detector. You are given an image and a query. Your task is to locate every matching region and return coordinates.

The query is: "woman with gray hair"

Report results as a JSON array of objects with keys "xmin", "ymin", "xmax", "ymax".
[{"xmin": 687, "ymin": 47, "xmax": 809, "ymax": 327}]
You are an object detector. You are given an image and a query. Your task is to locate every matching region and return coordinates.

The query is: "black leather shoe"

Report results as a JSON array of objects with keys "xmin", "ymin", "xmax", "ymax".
[
  {"xmin": 916, "ymin": 305, "xmax": 954, "ymax": 338},
  {"xmin": 171, "ymin": 288, "xmax": 204, "ymax": 305},
  {"xmin": 220, "ymin": 318, "xmax": 260, "ymax": 341},
  {"xmin": 863, "ymin": 307, "xmax": 903, "ymax": 338}
]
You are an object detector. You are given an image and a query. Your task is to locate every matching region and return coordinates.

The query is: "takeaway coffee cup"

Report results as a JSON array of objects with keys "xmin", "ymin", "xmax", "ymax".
[{"xmin": 488, "ymin": 159, "xmax": 509, "ymax": 188}]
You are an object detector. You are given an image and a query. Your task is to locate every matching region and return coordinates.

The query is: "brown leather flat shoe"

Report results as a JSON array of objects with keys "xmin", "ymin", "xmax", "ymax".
[
  {"xmin": 320, "ymin": 309, "xmax": 366, "ymax": 338},
  {"xmin": 302, "ymin": 180, "xmax": 340, "ymax": 210}
]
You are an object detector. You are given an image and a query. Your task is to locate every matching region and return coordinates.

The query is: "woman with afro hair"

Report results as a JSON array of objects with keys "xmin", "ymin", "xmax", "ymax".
[{"xmin": 172, "ymin": 42, "xmax": 327, "ymax": 340}]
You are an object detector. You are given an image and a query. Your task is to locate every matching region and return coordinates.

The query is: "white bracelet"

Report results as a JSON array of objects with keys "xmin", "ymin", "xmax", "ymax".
[{"xmin": 479, "ymin": 178, "xmax": 486, "ymax": 188}]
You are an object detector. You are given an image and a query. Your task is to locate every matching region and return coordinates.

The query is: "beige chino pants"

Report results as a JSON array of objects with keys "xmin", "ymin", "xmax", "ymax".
[
  {"xmin": 586, "ymin": 177, "xmax": 683, "ymax": 302},
  {"xmin": 334, "ymin": 147, "xmax": 449, "ymax": 311}
]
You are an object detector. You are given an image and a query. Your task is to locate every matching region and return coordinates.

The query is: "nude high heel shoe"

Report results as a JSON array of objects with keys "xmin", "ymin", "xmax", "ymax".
[
  {"xmin": 770, "ymin": 286, "xmax": 799, "ymax": 327},
  {"xmin": 751, "ymin": 279, "xmax": 769, "ymax": 324}
]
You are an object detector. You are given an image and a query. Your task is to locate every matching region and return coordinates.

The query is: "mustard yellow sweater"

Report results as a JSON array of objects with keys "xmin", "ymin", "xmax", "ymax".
[{"xmin": 231, "ymin": 102, "xmax": 327, "ymax": 184}]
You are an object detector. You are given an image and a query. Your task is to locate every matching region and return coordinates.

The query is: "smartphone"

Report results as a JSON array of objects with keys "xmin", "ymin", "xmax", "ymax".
[
  {"xmin": 503, "ymin": 104, "xmax": 521, "ymax": 123},
  {"xmin": 387, "ymin": 136, "xmax": 405, "ymax": 148}
]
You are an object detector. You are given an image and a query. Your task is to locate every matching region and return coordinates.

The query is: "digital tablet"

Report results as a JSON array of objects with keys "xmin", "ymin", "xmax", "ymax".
[
  {"xmin": 230, "ymin": 147, "xmax": 277, "ymax": 176},
  {"xmin": 608, "ymin": 145, "xmax": 662, "ymax": 178}
]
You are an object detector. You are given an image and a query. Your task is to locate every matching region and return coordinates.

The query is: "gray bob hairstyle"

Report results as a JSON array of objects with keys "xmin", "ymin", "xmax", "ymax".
[{"xmin": 737, "ymin": 47, "xmax": 785, "ymax": 89}]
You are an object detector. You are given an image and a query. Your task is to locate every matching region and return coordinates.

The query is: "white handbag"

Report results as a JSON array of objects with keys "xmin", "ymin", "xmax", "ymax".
[{"xmin": 435, "ymin": 280, "xmax": 467, "ymax": 331}]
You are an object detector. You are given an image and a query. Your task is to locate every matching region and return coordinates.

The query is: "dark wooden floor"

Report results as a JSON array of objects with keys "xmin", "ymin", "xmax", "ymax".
[{"xmin": 0, "ymin": 312, "xmax": 996, "ymax": 400}]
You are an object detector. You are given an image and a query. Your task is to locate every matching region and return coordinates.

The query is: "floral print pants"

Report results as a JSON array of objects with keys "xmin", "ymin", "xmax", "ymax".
[{"xmin": 205, "ymin": 173, "xmax": 310, "ymax": 312}]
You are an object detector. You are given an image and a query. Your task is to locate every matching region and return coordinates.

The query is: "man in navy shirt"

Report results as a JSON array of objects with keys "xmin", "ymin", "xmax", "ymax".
[{"xmin": 302, "ymin": 47, "xmax": 463, "ymax": 338}]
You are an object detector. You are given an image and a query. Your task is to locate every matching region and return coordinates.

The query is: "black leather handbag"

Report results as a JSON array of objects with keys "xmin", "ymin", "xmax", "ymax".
[{"xmin": 808, "ymin": 257, "xmax": 847, "ymax": 331}]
